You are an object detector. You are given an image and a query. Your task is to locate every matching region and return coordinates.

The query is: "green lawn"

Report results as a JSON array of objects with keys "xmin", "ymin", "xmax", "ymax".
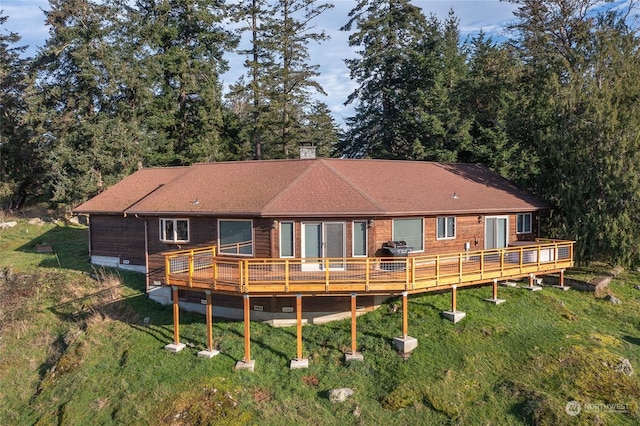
[{"xmin": 1, "ymin": 218, "xmax": 639, "ymax": 425}]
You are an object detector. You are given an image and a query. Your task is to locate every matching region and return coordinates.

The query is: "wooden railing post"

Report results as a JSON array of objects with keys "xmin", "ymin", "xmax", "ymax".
[
  {"xmin": 165, "ymin": 255, "xmax": 171, "ymax": 285},
  {"xmin": 324, "ymin": 258, "xmax": 330, "ymax": 292},
  {"xmin": 188, "ymin": 251, "xmax": 194, "ymax": 287},
  {"xmin": 285, "ymin": 260, "xmax": 290, "ymax": 292},
  {"xmin": 365, "ymin": 259, "xmax": 370, "ymax": 291}
]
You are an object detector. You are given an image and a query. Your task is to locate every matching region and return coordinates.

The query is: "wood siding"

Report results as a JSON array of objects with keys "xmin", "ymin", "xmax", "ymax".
[
  {"xmin": 129, "ymin": 213, "xmax": 536, "ymax": 285},
  {"xmin": 89, "ymin": 215, "xmax": 146, "ymax": 265}
]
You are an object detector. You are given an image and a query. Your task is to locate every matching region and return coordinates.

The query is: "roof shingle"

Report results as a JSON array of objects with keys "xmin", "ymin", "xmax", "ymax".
[{"xmin": 73, "ymin": 159, "xmax": 549, "ymax": 217}]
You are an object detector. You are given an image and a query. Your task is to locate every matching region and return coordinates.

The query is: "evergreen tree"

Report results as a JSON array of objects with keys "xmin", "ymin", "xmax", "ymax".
[
  {"xmin": 231, "ymin": 0, "xmax": 334, "ymax": 159},
  {"xmin": 458, "ymin": 33, "xmax": 534, "ymax": 184},
  {"xmin": 508, "ymin": 0, "xmax": 640, "ymax": 266},
  {"xmin": 339, "ymin": 0, "xmax": 430, "ymax": 158},
  {"xmin": 129, "ymin": 0, "xmax": 238, "ymax": 166},
  {"xmin": 0, "ymin": 12, "xmax": 32, "ymax": 209},
  {"xmin": 25, "ymin": 0, "xmax": 139, "ymax": 207},
  {"xmin": 409, "ymin": 11, "xmax": 471, "ymax": 162}
]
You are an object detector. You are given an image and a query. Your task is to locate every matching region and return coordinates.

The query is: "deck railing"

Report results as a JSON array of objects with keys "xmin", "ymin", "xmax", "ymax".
[{"xmin": 164, "ymin": 239, "xmax": 574, "ymax": 295}]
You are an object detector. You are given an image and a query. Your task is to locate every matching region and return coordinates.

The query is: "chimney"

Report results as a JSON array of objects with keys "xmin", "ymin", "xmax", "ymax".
[{"xmin": 299, "ymin": 143, "xmax": 316, "ymax": 159}]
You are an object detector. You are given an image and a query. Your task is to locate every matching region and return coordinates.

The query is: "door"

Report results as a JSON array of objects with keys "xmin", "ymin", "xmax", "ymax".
[
  {"xmin": 302, "ymin": 222, "xmax": 345, "ymax": 270},
  {"xmin": 485, "ymin": 217, "xmax": 508, "ymax": 249}
]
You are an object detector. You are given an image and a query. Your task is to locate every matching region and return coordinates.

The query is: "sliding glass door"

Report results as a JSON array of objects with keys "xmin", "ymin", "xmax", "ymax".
[{"xmin": 302, "ymin": 222, "xmax": 345, "ymax": 270}]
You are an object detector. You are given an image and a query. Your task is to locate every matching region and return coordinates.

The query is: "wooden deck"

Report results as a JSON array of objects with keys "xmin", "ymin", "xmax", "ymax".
[{"xmin": 164, "ymin": 239, "xmax": 574, "ymax": 296}]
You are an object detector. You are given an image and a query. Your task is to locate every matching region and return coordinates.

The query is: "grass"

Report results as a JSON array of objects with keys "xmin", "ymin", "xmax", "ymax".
[{"xmin": 1, "ymin": 217, "xmax": 640, "ymax": 425}]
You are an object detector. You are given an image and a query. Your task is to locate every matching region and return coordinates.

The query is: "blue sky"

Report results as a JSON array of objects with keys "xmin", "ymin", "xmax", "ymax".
[{"xmin": 1, "ymin": 0, "xmax": 519, "ymax": 124}]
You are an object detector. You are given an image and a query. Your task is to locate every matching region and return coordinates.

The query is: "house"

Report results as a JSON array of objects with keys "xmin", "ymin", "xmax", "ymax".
[
  {"xmin": 74, "ymin": 157, "xmax": 574, "ymax": 366},
  {"xmin": 73, "ymin": 157, "xmax": 570, "ymax": 320}
]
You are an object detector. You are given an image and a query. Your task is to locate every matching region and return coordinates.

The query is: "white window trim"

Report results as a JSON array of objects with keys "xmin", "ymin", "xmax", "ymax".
[
  {"xmin": 392, "ymin": 218, "xmax": 424, "ymax": 253},
  {"xmin": 217, "ymin": 219, "xmax": 254, "ymax": 257},
  {"xmin": 279, "ymin": 221, "xmax": 295, "ymax": 258},
  {"xmin": 159, "ymin": 218, "xmax": 190, "ymax": 243},
  {"xmin": 436, "ymin": 216, "xmax": 456, "ymax": 240},
  {"xmin": 516, "ymin": 213, "xmax": 533, "ymax": 234},
  {"xmin": 352, "ymin": 220, "xmax": 368, "ymax": 257}
]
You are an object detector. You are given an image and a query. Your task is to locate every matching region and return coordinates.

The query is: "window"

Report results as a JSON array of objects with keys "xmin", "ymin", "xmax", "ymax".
[
  {"xmin": 437, "ymin": 216, "xmax": 456, "ymax": 239},
  {"xmin": 353, "ymin": 221, "xmax": 368, "ymax": 257},
  {"xmin": 393, "ymin": 218, "xmax": 424, "ymax": 252},
  {"xmin": 219, "ymin": 220, "xmax": 253, "ymax": 255},
  {"xmin": 517, "ymin": 213, "xmax": 532, "ymax": 234},
  {"xmin": 280, "ymin": 221, "xmax": 294, "ymax": 257},
  {"xmin": 159, "ymin": 218, "xmax": 189, "ymax": 243}
]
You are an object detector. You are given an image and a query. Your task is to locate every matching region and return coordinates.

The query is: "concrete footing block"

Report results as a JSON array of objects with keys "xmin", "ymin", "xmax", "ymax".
[
  {"xmin": 441, "ymin": 310, "xmax": 466, "ymax": 323},
  {"xmin": 345, "ymin": 352, "xmax": 364, "ymax": 362},
  {"xmin": 484, "ymin": 298, "xmax": 506, "ymax": 305},
  {"xmin": 553, "ymin": 285, "xmax": 571, "ymax": 291},
  {"xmin": 522, "ymin": 285, "xmax": 542, "ymax": 291},
  {"xmin": 500, "ymin": 281, "xmax": 518, "ymax": 287},
  {"xmin": 197, "ymin": 349, "xmax": 220, "ymax": 359},
  {"xmin": 164, "ymin": 343, "xmax": 186, "ymax": 353},
  {"xmin": 290, "ymin": 358, "xmax": 309, "ymax": 369},
  {"xmin": 393, "ymin": 336, "xmax": 418, "ymax": 354},
  {"xmin": 234, "ymin": 359, "xmax": 256, "ymax": 372}
]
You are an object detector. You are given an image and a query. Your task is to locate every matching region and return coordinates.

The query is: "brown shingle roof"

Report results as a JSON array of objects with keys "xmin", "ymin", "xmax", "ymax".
[
  {"xmin": 73, "ymin": 167, "xmax": 187, "ymax": 214},
  {"xmin": 73, "ymin": 159, "xmax": 550, "ymax": 216}
]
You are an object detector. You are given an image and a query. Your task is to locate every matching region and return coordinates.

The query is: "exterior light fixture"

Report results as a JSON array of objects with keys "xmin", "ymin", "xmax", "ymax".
[{"xmin": 452, "ymin": 192, "xmax": 459, "ymax": 199}]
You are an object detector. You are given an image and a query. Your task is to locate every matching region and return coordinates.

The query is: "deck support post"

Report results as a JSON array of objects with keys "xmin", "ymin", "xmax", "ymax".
[
  {"xmin": 164, "ymin": 286, "xmax": 185, "ymax": 353},
  {"xmin": 345, "ymin": 293, "xmax": 364, "ymax": 362},
  {"xmin": 523, "ymin": 273, "xmax": 542, "ymax": 291},
  {"xmin": 290, "ymin": 294, "xmax": 309, "ymax": 369},
  {"xmin": 485, "ymin": 279, "xmax": 506, "ymax": 305},
  {"xmin": 393, "ymin": 291, "xmax": 418, "ymax": 354},
  {"xmin": 553, "ymin": 269, "xmax": 570, "ymax": 291},
  {"xmin": 198, "ymin": 290, "xmax": 220, "ymax": 358},
  {"xmin": 235, "ymin": 294, "xmax": 255, "ymax": 371},
  {"xmin": 441, "ymin": 285, "xmax": 466, "ymax": 323}
]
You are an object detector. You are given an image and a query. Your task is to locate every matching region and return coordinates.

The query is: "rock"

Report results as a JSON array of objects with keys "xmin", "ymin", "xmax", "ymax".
[
  {"xmin": 615, "ymin": 359, "xmax": 634, "ymax": 376},
  {"xmin": 633, "ymin": 286, "xmax": 640, "ymax": 291},
  {"xmin": 329, "ymin": 388, "xmax": 354, "ymax": 403},
  {"xmin": 352, "ymin": 405, "xmax": 361, "ymax": 418},
  {"xmin": 605, "ymin": 295, "xmax": 621, "ymax": 305},
  {"xmin": 28, "ymin": 218, "xmax": 45, "ymax": 225},
  {"xmin": 0, "ymin": 221, "xmax": 17, "ymax": 230}
]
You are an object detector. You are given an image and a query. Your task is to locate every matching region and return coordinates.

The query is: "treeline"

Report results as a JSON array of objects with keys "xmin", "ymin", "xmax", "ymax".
[{"xmin": 2, "ymin": 0, "xmax": 640, "ymax": 266}]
